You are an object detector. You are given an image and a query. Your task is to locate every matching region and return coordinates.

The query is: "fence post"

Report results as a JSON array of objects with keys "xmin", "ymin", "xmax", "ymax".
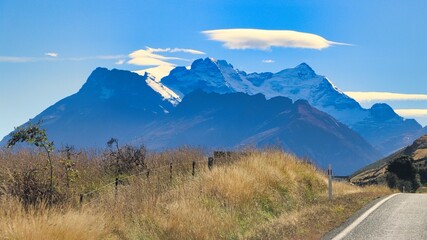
[
  {"xmin": 115, "ymin": 177, "xmax": 119, "ymax": 201},
  {"xmin": 146, "ymin": 169, "xmax": 150, "ymax": 179},
  {"xmin": 192, "ymin": 161, "xmax": 196, "ymax": 176},
  {"xmin": 79, "ymin": 193, "xmax": 83, "ymax": 208},
  {"xmin": 170, "ymin": 162, "xmax": 173, "ymax": 182},
  {"xmin": 328, "ymin": 164, "xmax": 333, "ymax": 200},
  {"xmin": 208, "ymin": 157, "xmax": 214, "ymax": 171}
]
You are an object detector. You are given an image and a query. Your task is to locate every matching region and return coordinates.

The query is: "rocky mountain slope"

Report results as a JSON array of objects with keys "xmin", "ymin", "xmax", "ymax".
[
  {"xmin": 160, "ymin": 58, "xmax": 425, "ymax": 155},
  {"xmin": 351, "ymin": 134, "xmax": 427, "ymax": 185},
  {"xmin": 134, "ymin": 90, "xmax": 380, "ymax": 174}
]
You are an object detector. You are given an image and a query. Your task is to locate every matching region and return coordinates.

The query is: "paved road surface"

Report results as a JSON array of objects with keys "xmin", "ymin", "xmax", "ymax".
[{"xmin": 328, "ymin": 193, "xmax": 427, "ymax": 240}]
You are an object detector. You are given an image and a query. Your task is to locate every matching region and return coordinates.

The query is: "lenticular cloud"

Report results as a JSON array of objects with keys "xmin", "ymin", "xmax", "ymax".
[{"xmin": 202, "ymin": 28, "xmax": 349, "ymax": 50}]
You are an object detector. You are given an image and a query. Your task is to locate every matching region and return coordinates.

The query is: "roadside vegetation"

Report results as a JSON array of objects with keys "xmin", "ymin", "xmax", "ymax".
[
  {"xmin": 0, "ymin": 149, "xmax": 390, "ymax": 239},
  {"xmin": 0, "ymin": 125, "xmax": 391, "ymax": 239},
  {"xmin": 386, "ymin": 156, "xmax": 421, "ymax": 192}
]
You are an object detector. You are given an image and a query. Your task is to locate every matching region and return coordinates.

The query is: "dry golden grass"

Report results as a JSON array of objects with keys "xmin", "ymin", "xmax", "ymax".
[
  {"xmin": 0, "ymin": 148, "xmax": 391, "ymax": 239},
  {"xmin": 0, "ymin": 197, "xmax": 109, "ymax": 240}
]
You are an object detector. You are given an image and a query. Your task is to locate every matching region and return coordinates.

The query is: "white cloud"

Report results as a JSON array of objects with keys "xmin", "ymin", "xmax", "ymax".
[
  {"xmin": 129, "ymin": 49, "xmax": 186, "ymax": 65},
  {"xmin": 262, "ymin": 59, "xmax": 275, "ymax": 63},
  {"xmin": 67, "ymin": 55, "xmax": 126, "ymax": 61},
  {"xmin": 144, "ymin": 47, "xmax": 205, "ymax": 55},
  {"xmin": 115, "ymin": 59, "xmax": 125, "ymax": 65},
  {"xmin": 170, "ymin": 48, "xmax": 205, "ymax": 55},
  {"xmin": 202, "ymin": 28, "xmax": 349, "ymax": 50},
  {"xmin": 133, "ymin": 64, "xmax": 175, "ymax": 81},
  {"xmin": 345, "ymin": 92, "xmax": 427, "ymax": 102},
  {"xmin": 128, "ymin": 46, "xmax": 206, "ymax": 80},
  {"xmin": 395, "ymin": 109, "xmax": 427, "ymax": 117},
  {"xmin": 0, "ymin": 54, "xmax": 125, "ymax": 63},
  {"xmin": 1, "ymin": 46, "xmax": 205, "ymax": 79},
  {"xmin": 0, "ymin": 56, "xmax": 35, "ymax": 63},
  {"xmin": 45, "ymin": 52, "xmax": 58, "ymax": 57},
  {"xmin": 146, "ymin": 47, "xmax": 171, "ymax": 53}
]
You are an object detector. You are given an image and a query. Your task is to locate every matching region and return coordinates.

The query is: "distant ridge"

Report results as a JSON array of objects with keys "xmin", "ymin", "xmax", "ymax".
[{"xmin": 351, "ymin": 134, "xmax": 427, "ymax": 185}]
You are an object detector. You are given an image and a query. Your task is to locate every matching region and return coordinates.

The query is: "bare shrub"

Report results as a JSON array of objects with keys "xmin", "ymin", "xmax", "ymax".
[{"xmin": 104, "ymin": 138, "xmax": 147, "ymax": 175}]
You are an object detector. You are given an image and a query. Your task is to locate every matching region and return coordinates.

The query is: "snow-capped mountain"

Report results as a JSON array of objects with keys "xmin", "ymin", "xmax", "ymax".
[
  {"xmin": 161, "ymin": 58, "xmax": 258, "ymax": 97},
  {"xmin": 158, "ymin": 58, "xmax": 425, "ymax": 155},
  {"xmin": 1, "ymin": 68, "xmax": 174, "ymax": 147},
  {"xmin": 0, "ymin": 67, "xmax": 382, "ymax": 174}
]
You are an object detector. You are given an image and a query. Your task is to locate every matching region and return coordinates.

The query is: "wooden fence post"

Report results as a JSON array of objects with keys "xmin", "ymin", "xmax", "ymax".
[
  {"xmin": 170, "ymin": 162, "xmax": 173, "ymax": 182},
  {"xmin": 79, "ymin": 193, "xmax": 83, "ymax": 207},
  {"xmin": 192, "ymin": 161, "xmax": 196, "ymax": 176},
  {"xmin": 328, "ymin": 164, "xmax": 333, "ymax": 200},
  {"xmin": 208, "ymin": 157, "xmax": 214, "ymax": 171},
  {"xmin": 115, "ymin": 177, "xmax": 119, "ymax": 202}
]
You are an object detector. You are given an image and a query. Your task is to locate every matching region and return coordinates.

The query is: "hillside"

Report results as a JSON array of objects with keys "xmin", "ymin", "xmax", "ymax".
[
  {"xmin": 351, "ymin": 134, "xmax": 427, "ymax": 185},
  {"xmin": 136, "ymin": 90, "xmax": 381, "ymax": 175},
  {"xmin": 0, "ymin": 149, "xmax": 391, "ymax": 239}
]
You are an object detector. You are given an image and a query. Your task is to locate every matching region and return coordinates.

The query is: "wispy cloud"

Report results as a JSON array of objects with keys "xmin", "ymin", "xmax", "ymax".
[
  {"xmin": 66, "ymin": 55, "xmax": 126, "ymax": 61},
  {"xmin": 0, "ymin": 56, "xmax": 35, "ymax": 63},
  {"xmin": 134, "ymin": 65, "xmax": 176, "ymax": 81},
  {"xmin": 128, "ymin": 48, "xmax": 186, "ymax": 66},
  {"xmin": 115, "ymin": 59, "xmax": 125, "ymax": 65},
  {"xmin": 202, "ymin": 28, "xmax": 349, "ymax": 50},
  {"xmin": 0, "ymin": 54, "xmax": 125, "ymax": 63},
  {"xmin": 128, "ymin": 46, "xmax": 206, "ymax": 80},
  {"xmin": 262, "ymin": 59, "xmax": 275, "ymax": 63},
  {"xmin": 45, "ymin": 52, "xmax": 58, "ymax": 57},
  {"xmin": 144, "ymin": 47, "xmax": 206, "ymax": 55},
  {"xmin": 395, "ymin": 109, "xmax": 427, "ymax": 117},
  {"xmin": 170, "ymin": 48, "xmax": 205, "ymax": 55},
  {"xmin": 345, "ymin": 92, "xmax": 427, "ymax": 102}
]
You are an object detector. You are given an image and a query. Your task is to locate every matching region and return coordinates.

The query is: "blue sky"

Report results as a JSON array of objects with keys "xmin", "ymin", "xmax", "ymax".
[{"xmin": 1, "ymin": 0, "xmax": 427, "ymax": 137}]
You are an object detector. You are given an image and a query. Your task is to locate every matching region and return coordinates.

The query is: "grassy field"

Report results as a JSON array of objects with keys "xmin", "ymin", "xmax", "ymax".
[{"xmin": 0, "ymin": 148, "xmax": 391, "ymax": 239}]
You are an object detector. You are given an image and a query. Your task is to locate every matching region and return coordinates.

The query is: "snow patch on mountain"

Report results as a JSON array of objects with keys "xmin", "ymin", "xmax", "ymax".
[{"xmin": 144, "ymin": 73, "xmax": 181, "ymax": 106}]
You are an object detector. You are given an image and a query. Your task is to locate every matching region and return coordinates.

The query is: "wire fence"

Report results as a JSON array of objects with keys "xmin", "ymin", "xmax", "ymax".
[{"xmin": 78, "ymin": 157, "xmax": 219, "ymax": 207}]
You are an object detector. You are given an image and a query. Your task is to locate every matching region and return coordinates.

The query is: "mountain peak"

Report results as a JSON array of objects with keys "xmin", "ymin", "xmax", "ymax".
[
  {"xmin": 80, "ymin": 67, "xmax": 143, "ymax": 90},
  {"xmin": 190, "ymin": 58, "xmax": 218, "ymax": 70},
  {"xmin": 275, "ymin": 62, "xmax": 317, "ymax": 79},
  {"xmin": 296, "ymin": 62, "xmax": 313, "ymax": 70},
  {"xmin": 190, "ymin": 57, "xmax": 234, "ymax": 70},
  {"xmin": 369, "ymin": 103, "xmax": 399, "ymax": 120},
  {"xmin": 294, "ymin": 62, "xmax": 316, "ymax": 75}
]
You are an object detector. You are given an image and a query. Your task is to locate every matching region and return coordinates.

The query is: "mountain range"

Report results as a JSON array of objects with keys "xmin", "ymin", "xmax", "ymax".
[
  {"xmin": 2, "ymin": 58, "xmax": 426, "ymax": 174},
  {"xmin": 161, "ymin": 58, "xmax": 426, "ymax": 155}
]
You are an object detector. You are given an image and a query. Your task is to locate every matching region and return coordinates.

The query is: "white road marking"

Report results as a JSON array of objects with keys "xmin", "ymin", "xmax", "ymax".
[{"xmin": 332, "ymin": 193, "xmax": 400, "ymax": 240}]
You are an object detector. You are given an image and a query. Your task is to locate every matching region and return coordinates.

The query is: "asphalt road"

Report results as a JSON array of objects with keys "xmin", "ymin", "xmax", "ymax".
[{"xmin": 326, "ymin": 193, "xmax": 427, "ymax": 240}]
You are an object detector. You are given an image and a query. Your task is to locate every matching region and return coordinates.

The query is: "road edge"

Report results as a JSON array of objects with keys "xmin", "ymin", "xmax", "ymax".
[{"xmin": 321, "ymin": 193, "xmax": 400, "ymax": 240}]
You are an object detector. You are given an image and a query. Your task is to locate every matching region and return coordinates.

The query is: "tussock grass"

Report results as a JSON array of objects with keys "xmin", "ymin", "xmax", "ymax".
[
  {"xmin": 0, "ymin": 149, "xmax": 391, "ymax": 239},
  {"xmin": 0, "ymin": 197, "xmax": 109, "ymax": 240}
]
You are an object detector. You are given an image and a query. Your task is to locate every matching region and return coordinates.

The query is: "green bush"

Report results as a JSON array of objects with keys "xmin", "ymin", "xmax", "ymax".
[{"xmin": 386, "ymin": 156, "xmax": 421, "ymax": 192}]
